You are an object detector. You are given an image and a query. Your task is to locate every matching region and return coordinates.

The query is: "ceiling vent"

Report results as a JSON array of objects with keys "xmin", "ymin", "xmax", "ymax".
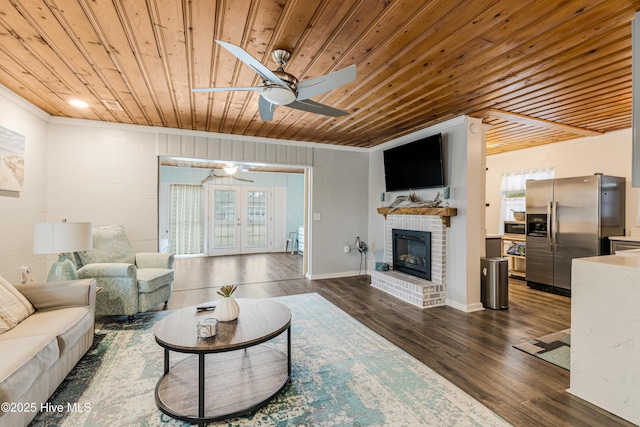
[{"xmin": 102, "ymin": 99, "xmax": 123, "ymax": 111}]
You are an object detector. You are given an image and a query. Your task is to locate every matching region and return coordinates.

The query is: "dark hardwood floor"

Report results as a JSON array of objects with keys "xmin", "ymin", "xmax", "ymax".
[{"xmin": 159, "ymin": 253, "xmax": 633, "ymax": 427}]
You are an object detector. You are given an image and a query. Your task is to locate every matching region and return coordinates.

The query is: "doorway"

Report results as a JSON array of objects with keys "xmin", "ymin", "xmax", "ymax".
[
  {"xmin": 207, "ymin": 185, "xmax": 275, "ymax": 256},
  {"xmin": 158, "ymin": 158, "xmax": 307, "ymax": 275}
]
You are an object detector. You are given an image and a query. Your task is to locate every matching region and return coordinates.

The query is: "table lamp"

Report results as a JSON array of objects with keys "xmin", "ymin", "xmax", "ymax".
[{"xmin": 33, "ymin": 221, "xmax": 93, "ymax": 281}]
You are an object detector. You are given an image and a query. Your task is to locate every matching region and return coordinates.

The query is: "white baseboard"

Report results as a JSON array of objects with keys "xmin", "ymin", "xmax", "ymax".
[
  {"xmin": 446, "ymin": 299, "xmax": 485, "ymax": 313},
  {"xmin": 307, "ymin": 270, "xmax": 371, "ymax": 281}
]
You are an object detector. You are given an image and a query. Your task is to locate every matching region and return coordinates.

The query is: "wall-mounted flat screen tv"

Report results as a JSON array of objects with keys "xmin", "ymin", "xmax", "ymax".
[{"xmin": 383, "ymin": 133, "xmax": 444, "ymax": 191}]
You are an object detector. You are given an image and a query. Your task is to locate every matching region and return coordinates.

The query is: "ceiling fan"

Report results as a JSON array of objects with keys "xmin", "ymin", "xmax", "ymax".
[
  {"xmin": 200, "ymin": 168, "xmax": 254, "ymax": 185},
  {"xmin": 220, "ymin": 163, "xmax": 248, "ymax": 175},
  {"xmin": 192, "ymin": 40, "xmax": 357, "ymax": 120}
]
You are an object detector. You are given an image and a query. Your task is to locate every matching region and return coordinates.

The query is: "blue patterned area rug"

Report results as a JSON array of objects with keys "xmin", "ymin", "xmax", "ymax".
[
  {"xmin": 513, "ymin": 329, "xmax": 571, "ymax": 371},
  {"xmin": 31, "ymin": 293, "xmax": 510, "ymax": 426}
]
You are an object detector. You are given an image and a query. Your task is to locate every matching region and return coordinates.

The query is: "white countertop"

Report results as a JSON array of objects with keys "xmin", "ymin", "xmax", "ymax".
[
  {"xmin": 576, "ymin": 252, "xmax": 640, "ymax": 266},
  {"xmin": 570, "ymin": 253, "xmax": 640, "ymax": 425},
  {"xmin": 608, "ymin": 235, "xmax": 640, "ymax": 242}
]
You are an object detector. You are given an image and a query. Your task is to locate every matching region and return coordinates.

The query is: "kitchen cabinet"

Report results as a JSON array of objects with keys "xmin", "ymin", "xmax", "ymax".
[
  {"xmin": 609, "ymin": 236, "xmax": 640, "ymax": 253},
  {"xmin": 502, "ymin": 235, "xmax": 526, "ymax": 279}
]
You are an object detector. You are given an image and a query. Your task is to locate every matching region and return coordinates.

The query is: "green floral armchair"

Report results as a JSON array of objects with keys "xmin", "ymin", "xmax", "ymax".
[{"xmin": 69, "ymin": 225, "xmax": 174, "ymax": 320}]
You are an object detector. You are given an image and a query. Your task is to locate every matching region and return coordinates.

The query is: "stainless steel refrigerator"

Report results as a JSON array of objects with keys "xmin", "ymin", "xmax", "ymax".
[{"xmin": 525, "ymin": 175, "xmax": 625, "ymax": 293}]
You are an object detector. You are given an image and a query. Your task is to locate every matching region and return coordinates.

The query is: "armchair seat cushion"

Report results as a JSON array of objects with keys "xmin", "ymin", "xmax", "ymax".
[
  {"xmin": 0, "ymin": 335, "xmax": 59, "ymax": 407},
  {"xmin": 0, "ymin": 307, "xmax": 92, "ymax": 355},
  {"xmin": 136, "ymin": 268, "xmax": 174, "ymax": 293}
]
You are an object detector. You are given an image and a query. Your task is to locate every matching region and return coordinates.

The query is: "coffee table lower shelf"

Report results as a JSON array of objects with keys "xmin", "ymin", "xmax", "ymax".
[{"xmin": 155, "ymin": 345, "xmax": 289, "ymax": 424}]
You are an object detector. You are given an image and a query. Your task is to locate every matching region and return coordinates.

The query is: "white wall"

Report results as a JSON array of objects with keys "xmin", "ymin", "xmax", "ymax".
[
  {"xmin": 456, "ymin": 117, "xmax": 487, "ymax": 311},
  {"xmin": 0, "ymin": 86, "xmax": 49, "ymax": 282},
  {"xmin": 46, "ymin": 122, "xmax": 160, "ymax": 252},
  {"xmin": 486, "ymin": 129, "xmax": 639, "ymax": 237},
  {"xmin": 310, "ymin": 147, "xmax": 370, "ymax": 278}
]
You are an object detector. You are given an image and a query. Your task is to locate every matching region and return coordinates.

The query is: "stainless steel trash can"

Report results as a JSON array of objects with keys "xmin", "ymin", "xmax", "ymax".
[{"xmin": 481, "ymin": 257, "xmax": 508, "ymax": 310}]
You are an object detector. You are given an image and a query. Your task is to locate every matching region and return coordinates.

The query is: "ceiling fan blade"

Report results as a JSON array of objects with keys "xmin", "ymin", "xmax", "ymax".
[
  {"xmin": 232, "ymin": 176, "xmax": 254, "ymax": 183},
  {"xmin": 216, "ymin": 40, "xmax": 291, "ymax": 90},
  {"xmin": 192, "ymin": 86, "xmax": 263, "ymax": 93},
  {"xmin": 259, "ymin": 95, "xmax": 276, "ymax": 120},
  {"xmin": 295, "ymin": 65, "xmax": 356, "ymax": 101},
  {"xmin": 200, "ymin": 172, "xmax": 215, "ymax": 185},
  {"xmin": 287, "ymin": 99, "xmax": 349, "ymax": 117}
]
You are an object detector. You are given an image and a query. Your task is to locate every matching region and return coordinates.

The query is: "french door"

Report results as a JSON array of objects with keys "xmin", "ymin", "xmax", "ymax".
[{"xmin": 207, "ymin": 185, "xmax": 273, "ymax": 255}]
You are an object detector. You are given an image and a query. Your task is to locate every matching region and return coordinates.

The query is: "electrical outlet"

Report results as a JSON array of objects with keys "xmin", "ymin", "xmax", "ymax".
[{"xmin": 20, "ymin": 266, "xmax": 31, "ymax": 284}]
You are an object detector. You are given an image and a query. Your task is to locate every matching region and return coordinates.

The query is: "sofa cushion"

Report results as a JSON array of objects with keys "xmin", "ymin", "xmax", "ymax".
[
  {"xmin": 0, "ymin": 276, "xmax": 35, "ymax": 335},
  {"xmin": 0, "ymin": 335, "xmax": 59, "ymax": 408},
  {"xmin": 137, "ymin": 268, "xmax": 174, "ymax": 293},
  {"xmin": 0, "ymin": 307, "xmax": 92, "ymax": 355},
  {"xmin": 76, "ymin": 225, "xmax": 136, "ymax": 266}
]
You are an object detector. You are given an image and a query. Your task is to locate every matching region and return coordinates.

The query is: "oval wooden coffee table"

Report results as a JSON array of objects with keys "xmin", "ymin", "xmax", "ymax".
[{"xmin": 153, "ymin": 298, "xmax": 291, "ymax": 426}]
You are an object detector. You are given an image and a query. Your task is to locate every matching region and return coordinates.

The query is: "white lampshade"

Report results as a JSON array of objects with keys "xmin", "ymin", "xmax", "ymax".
[{"xmin": 33, "ymin": 222, "xmax": 93, "ymax": 254}]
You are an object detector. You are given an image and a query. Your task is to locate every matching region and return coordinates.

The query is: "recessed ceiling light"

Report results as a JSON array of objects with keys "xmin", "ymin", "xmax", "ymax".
[{"xmin": 69, "ymin": 99, "xmax": 89, "ymax": 108}]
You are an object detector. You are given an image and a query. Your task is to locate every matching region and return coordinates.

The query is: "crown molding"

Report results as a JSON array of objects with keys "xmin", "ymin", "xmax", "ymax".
[{"xmin": 0, "ymin": 83, "xmax": 51, "ymax": 121}]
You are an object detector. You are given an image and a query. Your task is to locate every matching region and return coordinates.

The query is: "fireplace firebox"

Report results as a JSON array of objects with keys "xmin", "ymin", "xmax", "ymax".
[{"xmin": 392, "ymin": 229, "xmax": 431, "ymax": 280}]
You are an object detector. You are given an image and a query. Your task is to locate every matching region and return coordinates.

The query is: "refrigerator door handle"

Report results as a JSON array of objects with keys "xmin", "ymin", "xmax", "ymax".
[
  {"xmin": 552, "ymin": 201, "xmax": 559, "ymax": 250},
  {"xmin": 547, "ymin": 201, "xmax": 553, "ymax": 251}
]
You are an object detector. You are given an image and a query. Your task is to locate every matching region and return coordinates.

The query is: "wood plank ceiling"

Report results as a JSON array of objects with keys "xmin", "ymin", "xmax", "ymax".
[{"xmin": 0, "ymin": 0, "xmax": 638, "ymax": 156}]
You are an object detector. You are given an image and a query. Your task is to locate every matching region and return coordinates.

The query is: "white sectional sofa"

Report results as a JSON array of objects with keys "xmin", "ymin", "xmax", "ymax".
[{"xmin": 0, "ymin": 277, "xmax": 96, "ymax": 427}]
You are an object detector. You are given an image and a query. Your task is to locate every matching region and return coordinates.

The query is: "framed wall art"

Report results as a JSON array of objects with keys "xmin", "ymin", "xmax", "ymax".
[{"xmin": 0, "ymin": 126, "xmax": 25, "ymax": 192}]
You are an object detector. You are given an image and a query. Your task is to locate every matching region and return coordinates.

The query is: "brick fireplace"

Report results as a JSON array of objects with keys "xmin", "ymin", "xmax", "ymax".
[{"xmin": 371, "ymin": 212, "xmax": 449, "ymax": 308}]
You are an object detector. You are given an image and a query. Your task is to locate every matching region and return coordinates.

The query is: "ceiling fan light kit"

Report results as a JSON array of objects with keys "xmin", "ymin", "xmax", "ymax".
[
  {"xmin": 192, "ymin": 40, "xmax": 356, "ymax": 120},
  {"xmin": 261, "ymin": 87, "xmax": 296, "ymax": 105},
  {"xmin": 223, "ymin": 165, "xmax": 239, "ymax": 175}
]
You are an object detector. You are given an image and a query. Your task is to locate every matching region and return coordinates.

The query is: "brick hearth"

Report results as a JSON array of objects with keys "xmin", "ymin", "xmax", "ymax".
[{"xmin": 371, "ymin": 214, "xmax": 447, "ymax": 308}]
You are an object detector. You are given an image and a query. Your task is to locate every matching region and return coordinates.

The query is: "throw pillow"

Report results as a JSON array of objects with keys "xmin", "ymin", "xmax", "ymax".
[{"xmin": 0, "ymin": 275, "xmax": 35, "ymax": 335}]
